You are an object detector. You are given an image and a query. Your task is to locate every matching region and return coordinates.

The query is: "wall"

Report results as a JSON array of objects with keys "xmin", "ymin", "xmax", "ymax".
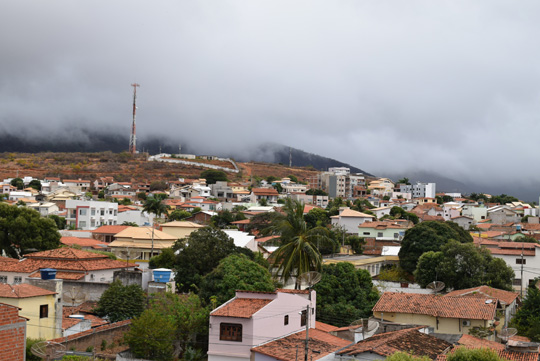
[
  {"xmin": 63, "ymin": 280, "xmax": 111, "ymax": 302},
  {"xmin": 49, "ymin": 320, "xmax": 130, "ymax": 353},
  {"xmin": 0, "ymin": 303, "xmax": 26, "ymax": 361}
]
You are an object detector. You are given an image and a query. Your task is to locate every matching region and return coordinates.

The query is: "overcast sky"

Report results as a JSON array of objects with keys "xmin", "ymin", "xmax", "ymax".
[{"xmin": 2, "ymin": 1, "xmax": 540, "ymax": 188}]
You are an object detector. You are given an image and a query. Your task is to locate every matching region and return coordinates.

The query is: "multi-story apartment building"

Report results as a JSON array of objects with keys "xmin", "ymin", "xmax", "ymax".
[
  {"xmin": 399, "ymin": 182, "xmax": 436, "ymax": 199},
  {"xmin": 65, "ymin": 200, "xmax": 118, "ymax": 230}
]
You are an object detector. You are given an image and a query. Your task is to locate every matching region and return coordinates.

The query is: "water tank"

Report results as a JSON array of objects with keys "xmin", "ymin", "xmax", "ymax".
[
  {"xmin": 153, "ymin": 268, "xmax": 172, "ymax": 283},
  {"xmin": 68, "ymin": 314, "xmax": 85, "ymax": 320},
  {"xmin": 40, "ymin": 268, "xmax": 57, "ymax": 280},
  {"xmin": 516, "ymin": 225, "xmax": 522, "ymax": 231}
]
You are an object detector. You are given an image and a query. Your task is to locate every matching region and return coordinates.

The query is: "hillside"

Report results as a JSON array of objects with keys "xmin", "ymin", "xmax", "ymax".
[{"xmin": 0, "ymin": 152, "xmax": 319, "ymax": 184}]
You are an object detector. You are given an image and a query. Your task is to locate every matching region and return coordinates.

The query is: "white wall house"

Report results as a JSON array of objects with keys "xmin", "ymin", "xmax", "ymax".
[
  {"xmin": 65, "ymin": 200, "xmax": 118, "ymax": 230},
  {"xmin": 330, "ymin": 207, "xmax": 375, "ymax": 234}
]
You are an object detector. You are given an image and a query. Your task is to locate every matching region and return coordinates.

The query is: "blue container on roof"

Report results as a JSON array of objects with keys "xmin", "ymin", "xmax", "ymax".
[
  {"xmin": 40, "ymin": 268, "xmax": 57, "ymax": 280},
  {"xmin": 153, "ymin": 268, "xmax": 172, "ymax": 283}
]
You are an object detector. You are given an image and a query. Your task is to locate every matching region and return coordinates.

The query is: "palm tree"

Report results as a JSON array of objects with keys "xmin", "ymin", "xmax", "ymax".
[
  {"xmin": 142, "ymin": 194, "xmax": 169, "ymax": 259},
  {"xmin": 268, "ymin": 198, "xmax": 332, "ymax": 288}
]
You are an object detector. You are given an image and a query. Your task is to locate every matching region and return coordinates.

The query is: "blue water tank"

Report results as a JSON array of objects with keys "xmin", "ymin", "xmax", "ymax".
[
  {"xmin": 40, "ymin": 268, "xmax": 57, "ymax": 280},
  {"xmin": 153, "ymin": 268, "xmax": 172, "ymax": 283}
]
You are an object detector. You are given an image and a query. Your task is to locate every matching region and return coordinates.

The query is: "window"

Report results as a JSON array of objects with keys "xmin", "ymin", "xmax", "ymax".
[
  {"xmin": 394, "ymin": 233, "xmax": 399, "ymax": 238},
  {"xmin": 13, "ymin": 276, "xmax": 22, "ymax": 284},
  {"xmin": 220, "ymin": 323, "xmax": 242, "ymax": 342},
  {"xmin": 363, "ymin": 232, "xmax": 370, "ymax": 235},
  {"xmin": 513, "ymin": 278, "xmax": 522, "ymax": 286},
  {"xmin": 284, "ymin": 315, "xmax": 289, "ymax": 325},
  {"xmin": 91, "ymin": 208, "xmax": 96, "ymax": 216},
  {"xmin": 516, "ymin": 259, "xmax": 526, "ymax": 265},
  {"xmin": 377, "ymin": 232, "xmax": 383, "ymax": 237},
  {"xmin": 79, "ymin": 208, "xmax": 87, "ymax": 216},
  {"xmin": 79, "ymin": 221, "xmax": 86, "ymax": 228},
  {"xmin": 40, "ymin": 305, "xmax": 48, "ymax": 318},
  {"xmin": 301, "ymin": 310, "xmax": 307, "ymax": 326},
  {"xmin": 0, "ymin": 275, "xmax": 6, "ymax": 283}
]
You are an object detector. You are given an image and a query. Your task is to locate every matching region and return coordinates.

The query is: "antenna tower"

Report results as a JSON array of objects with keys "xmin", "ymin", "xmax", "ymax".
[{"xmin": 129, "ymin": 83, "xmax": 140, "ymax": 155}]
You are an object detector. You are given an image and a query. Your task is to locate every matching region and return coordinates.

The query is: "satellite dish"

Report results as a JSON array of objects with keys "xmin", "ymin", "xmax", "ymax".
[
  {"xmin": 31, "ymin": 341, "xmax": 66, "ymax": 361},
  {"xmin": 63, "ymin": 286, "xmax": 87, "ymax": 307},
  {"xmin": 426, "ymin": 281, "xmax": 445, "ymax": 293},
  {"xmin": 298, "ymin": 271, "xmax": 322, "ymax": 288},
  {"xmin": 498, "ymin": 327, "xmax": 518, "ymax": 342},
  {"xmin": 348, "ymin": 319, "xmax": 380, "ymax": 339}
]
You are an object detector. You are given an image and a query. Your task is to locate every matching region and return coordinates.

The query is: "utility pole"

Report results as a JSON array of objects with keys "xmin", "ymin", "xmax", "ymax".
[
  {"xmin": 304, "ymin": 304, "xmax": 310, "ymax": 361},
  {"xmin": 520, "ymin": 242, "xmax": 524, "ymax": 298},
  {"xmin": 129, "ymin": 83, "xmax": 140, "ymax": 155}
]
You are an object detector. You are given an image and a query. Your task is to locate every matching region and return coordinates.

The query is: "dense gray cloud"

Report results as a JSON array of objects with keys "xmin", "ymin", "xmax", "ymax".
[{"xmin": 2, "ymin": 1, "xmax": 540, "ymax": 189}]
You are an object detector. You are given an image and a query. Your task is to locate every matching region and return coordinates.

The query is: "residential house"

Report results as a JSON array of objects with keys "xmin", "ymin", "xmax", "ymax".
[
  {"xmin": 252, "ymin": 328, "xmax": 350, "ymax": 361},
  {"xmin": 91, "ymin": 225, "xmax": 130, "ymax": 243},
  {"xmin": 93, "ymin": 177, "xmax": 115, "ymax": 192},
  {"xmin": 372, "ymin": 292, "xmax": 498, "ymax": 337},
  {"xmin": 222, "ymin": 230, "xmax": 258, "ymax": 253},
  {"xmin": 0, "ymin": 248, "xmax": 137, "ymax": 284},
  {"xmin": 63, "ymin": 179, "xmax": 91, "ymax": 193},
  {"xmin": 324, "ymin": 255, "xmax": 399, "ymax": 277},
  {"xmin": 488, "ymin": 205, "xmax": 521, "ymax": 225},
  {"xmin": 451, "ymin": 216, "xmax": 474, "ymax": 230},
  {"xmin": 281, "ymin": 182, "xmax": 308, "ymax": 194},
  {"xmin": 331, "ymin": 207, "xmax": 375, "ymax": 234},
  {"xmin": 480, "ymin": 241, "xmax": 540, "ymax": 293},
  {"xmin": 336, "ymin": 327, "xmax": 451, "ymax": 360},
  {"xmin": 160, "ymin": 221, "xmax": 204, "ymax": 239},
  {"xmin": 26, "ymin": 201, "xmax": 59, "ymax": 216},
  {"xmin": 442, "ymin": 202, "xmax": 462, "ymax": 221},
  {"xmin": 445, "ymin": 286, "xmax": 519, "ymax": 326},
  {"xmin": 184, "ymin": 211, "xmax": 216, "ymax": 225},
  {"xmin": 461, "ymin": 205, "xmax": 488, "ymax": 223},
  {"xmin": 250, "ymin": 188, "xmax": 279, "ymax": 204},
  {"xmin": 290, "ymin": 193, "xmax": 329, "ymax": 208},
  {"xmin": 358, "ymin": 220, "xmax": 411, "ymax": 241},
  {"xmin": 117, "ymin": 205, "xmax": 153, "ymax": 226},
  {"xmin": 211, "ymin": 181, "xmax": 234, "ymax": 200},
  {"xmin": 0, "ymin": 303, "xmax": 27, "ymax": 361},
  {"xmin": 208, "ymin": 289, "xmax": 315, "ymax": 361},
  {"xmin": 109, "ymin": 226, "xmax": 178, "ymax": 260},
  {"xmin": 369, "ymin": 206, "xmax": 393, "ymax": 219},
  {"xmin": 65, "ymin": 200, "xmax": 118, "ymax": 230},
  {"xmin": 60, "ymin": 236, "xmax": 109, "ymax": 251},
  {"xmin": 368, "ymin": 178, "xmax": 394, "ymax": 197},
  {"xmin": 0, "ymin": 283, "xmax": 61, "ymax": 339}
]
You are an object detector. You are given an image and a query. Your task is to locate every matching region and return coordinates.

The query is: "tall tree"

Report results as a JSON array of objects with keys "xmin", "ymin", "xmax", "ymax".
[
  {"xmin": 200, "ymin": 169, "xmax": 228, "ymax": 184},
  {"xmin": 267, "ymin": 198, "xmax": 332, "ymax": 287},
  {"xmin": 398, "ymin": 221, "xmax": 473, "ymax": 274},
  {"xmin": 314, "ymin": 262, "xmax": 379, "ymax": 326},
  {"xmin": 143, "ymin": 194, "xmax": 169, "ymax": 220},
  {"xmin": 173, "ymin": 227, "xmax": 238, "ymax": 293},
  {"xmin": 10, "ymin": 177, "xmax": 24, "ymax": 190},
  {"xmin": 28, "ymin": 179, "xmax": 42, "ymax": 191},
  {"xmin": 95, "ymin": 280, "xmax": 145, "ymax": 323},
  {"xmin": 511, "ymin": 286, "xmax": 540, "ymax": 341},
  {"xmin": 199, "ymin": 254, "xmax": 275, "ymax": 305},
  {"xmin": 0, "ymin": 203, "xmax": 61, "ymax": 257}
]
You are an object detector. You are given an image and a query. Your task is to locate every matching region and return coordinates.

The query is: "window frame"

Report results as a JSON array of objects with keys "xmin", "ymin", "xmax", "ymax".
[
  {"xmin": 219, "ymin": 323, "xmax": 242, "ymax": 342},
  {"xmin": 40, "ymin": 304, "xmax": 49, "ymax": 319}
]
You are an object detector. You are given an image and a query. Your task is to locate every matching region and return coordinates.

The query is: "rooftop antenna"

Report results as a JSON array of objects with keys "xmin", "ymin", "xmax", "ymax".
[
  {"xmin": 63, "ymin": 286, "xmax": 86, "ymax": 307},
  {"xmin": 497, "ymin": 327, "xmax": 517, "ymax": 344},
  {"xmin": 31, "ymin": 341, "xmax": 66, "ymax": 361},
  {"xmin": 129, "ymin": 83, "xmax": 140, "ymax": 155},
  {"xmin": 426, "ymin": 281, "xmax": 445, "ymax": 295},
  {"xmin": 349, "ymin": 318, "xmax": 380, "ymax": 341}
]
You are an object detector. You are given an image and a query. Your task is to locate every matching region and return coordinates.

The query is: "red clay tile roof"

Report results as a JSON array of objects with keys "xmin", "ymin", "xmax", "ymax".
[
  {"xmin": 445, "ymin": 286, "xmax": 519, "ymax": 305},
  {"xmin": 211, "ymin": 298, "xmax": 272, "ymax": 318},
  {"xmin": 338, "ymin": 327, "xmax": 451, "ymax": 359},
  {"xmin": 231, "ymin": 219, "xmax": 250, "ymax": 224},
  {"xmin": 0, "ymin": 283, "xmax": 56, "ymax": 298},
  {"xmin": 373, "ymin": 293, "xmax": 497, "ymax": 320},
  {"xmin": 276, "ymin": 289, "xmax": 309, "ymax": 294},
  {"xmin": 62, "ymin": 317, "xmax": 83, "ymax": 330},
  {"xmin": 60, "ymin": 237, "xmax": 108, "ymax": 249},
  {"xmin": 25, "ymin": 248, "xmax": 106, "ymax": 260},
  {"xmin": 458, "ymin": 334, "xmax": 505, "ymax": 351},
  {"xmin": 316, "ymin": 321, "xmax": 339, "ymax": 333},
  {"xmin": 252, "ymin": 188, "xmax": 279, "ymax": 196},
  {"xmin": 91, "ymin": 225, "xmax": 130, "ymax": 235},
  {"xmin": 255, "ymin": 235, "xmax": 279, "ymax": 243},
  {"xmin": 29, "ymin": 271, "xmax": 86, "ymax": 280},
  {"xmin": 252, "ymin": 328, "xmax": 351, "ymax": 361}
]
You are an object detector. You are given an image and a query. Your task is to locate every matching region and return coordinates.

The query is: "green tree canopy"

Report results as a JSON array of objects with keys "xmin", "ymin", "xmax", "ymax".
[
  {"xmin": 314, "ymin": 262, "xmax": 379, "ymax": 327},
  {"xmin": 199, "ymin": 254, "xmax": 275, "ymax": 305},
  {"xmin": 414, "ymin": 240, "xmax": 514, "ymax": 291},
  {"xmin": 173, "ymin": 227, "xmax": 239, "ymax": 293},
  {"xmin": 10, "ymin": 177, "xmax": 24, "ymax": 190},
  {"xmin": 397, "ymin": 177, "xmax": 411, "ymax": 185},
  {"xmin": 148, "ymin": 292, "xmax": 209, "ymax": 357},
  {"xmin": 149, "ymin": 181, "xmax": 168, "ymax": 191},
  {"xmin": 211, "ymin": 209, "xmax": 245, "ymax": 228},
  {"xmin": 149, "ymin": 248, "xmax": 176, "ymax": 269},
  {"xmin": 28, "ymin": 179, "xmax": 42, "ymax": 191},
  {"xmin": 447, "ymin": 347, "xmax": 508, "ymax": 361},
  {"xmin": 398, "ymin": 221, "xmax": 473, "ymax": 274},
  {"xmin": 48, "ymin": 214, "xmax": 66, "ymax": 230},
  {"xmin": 168, "ymin": 209, "xmax": 192, "ymax": 222},
  {"xmin": 387, "ymin": 352, "xmax": 430, "ymax": 361},
  {"xmin": 143, "ymin": 194, "xmax": 169, "ymax": 219},
  {"xmin": 511, "ymin": 285, "xmax": 540, "ymax": 341},
  {"xmin": 304, "ymin": 207, "xmax": 330, "ymax": 228},
  {"xmin": 200, "ymin": 169, "xmax": 228, "ymax": 184},
  {"xmin": 125, "ymin": 308, "xmax": 177, "ymax": 361},
  {"xmin": 95, "ymin": 280, "xmax": 145, "ymax": 323},
  {"xmin": 305, "ymin": 188, "xmax": 328, "ymax": 196},
  {"xmin": 0, "ymin": 203, "xmax": 61, "ymax": 258}
]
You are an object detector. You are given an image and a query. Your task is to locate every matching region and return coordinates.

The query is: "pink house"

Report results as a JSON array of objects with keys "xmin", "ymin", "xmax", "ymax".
[{"xmin": 208, "ymin": 289, "xmax": 316, "ymax": 361}]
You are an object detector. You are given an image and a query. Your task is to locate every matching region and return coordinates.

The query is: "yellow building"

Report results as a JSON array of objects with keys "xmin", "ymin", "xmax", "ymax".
[
  {"xmin": 109, "ymin": 226, "xmax": 178, "ymax": 260},
  {"xmin": 373, "ymin": 292, "xmax": 498, "ymax": 338},
  {"xmin": 0, "ymin": 283, "xmax": 61, "ymax": 340},
  {"xmin": 160, "ymin": 221, "xmax": 204, "ymax": 240}
]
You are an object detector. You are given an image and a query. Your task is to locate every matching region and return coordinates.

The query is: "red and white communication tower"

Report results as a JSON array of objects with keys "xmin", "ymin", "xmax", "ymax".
[{"xmin": 129, "ymin": 83, "xmax": 140, "ymax": 154}]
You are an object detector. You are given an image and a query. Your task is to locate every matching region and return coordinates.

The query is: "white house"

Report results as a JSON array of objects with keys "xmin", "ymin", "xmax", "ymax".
[
  {"xmin": 26, "ymin": 202, "xmax": 60, "ymax": 216},
  {"xmin": 330, "ymin": 207, "xmax": 375, "ymax": 234},
  {"xmin": 208, "ymin": 289, "xmax": 315, "ymax": 361},
  {"xmin": 65, "ymin": 200, "xmax": 118, "ymax": 230},
  {"xmin": 222, "ymin": 230, "xmax": 258, "ymax": 253}
]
